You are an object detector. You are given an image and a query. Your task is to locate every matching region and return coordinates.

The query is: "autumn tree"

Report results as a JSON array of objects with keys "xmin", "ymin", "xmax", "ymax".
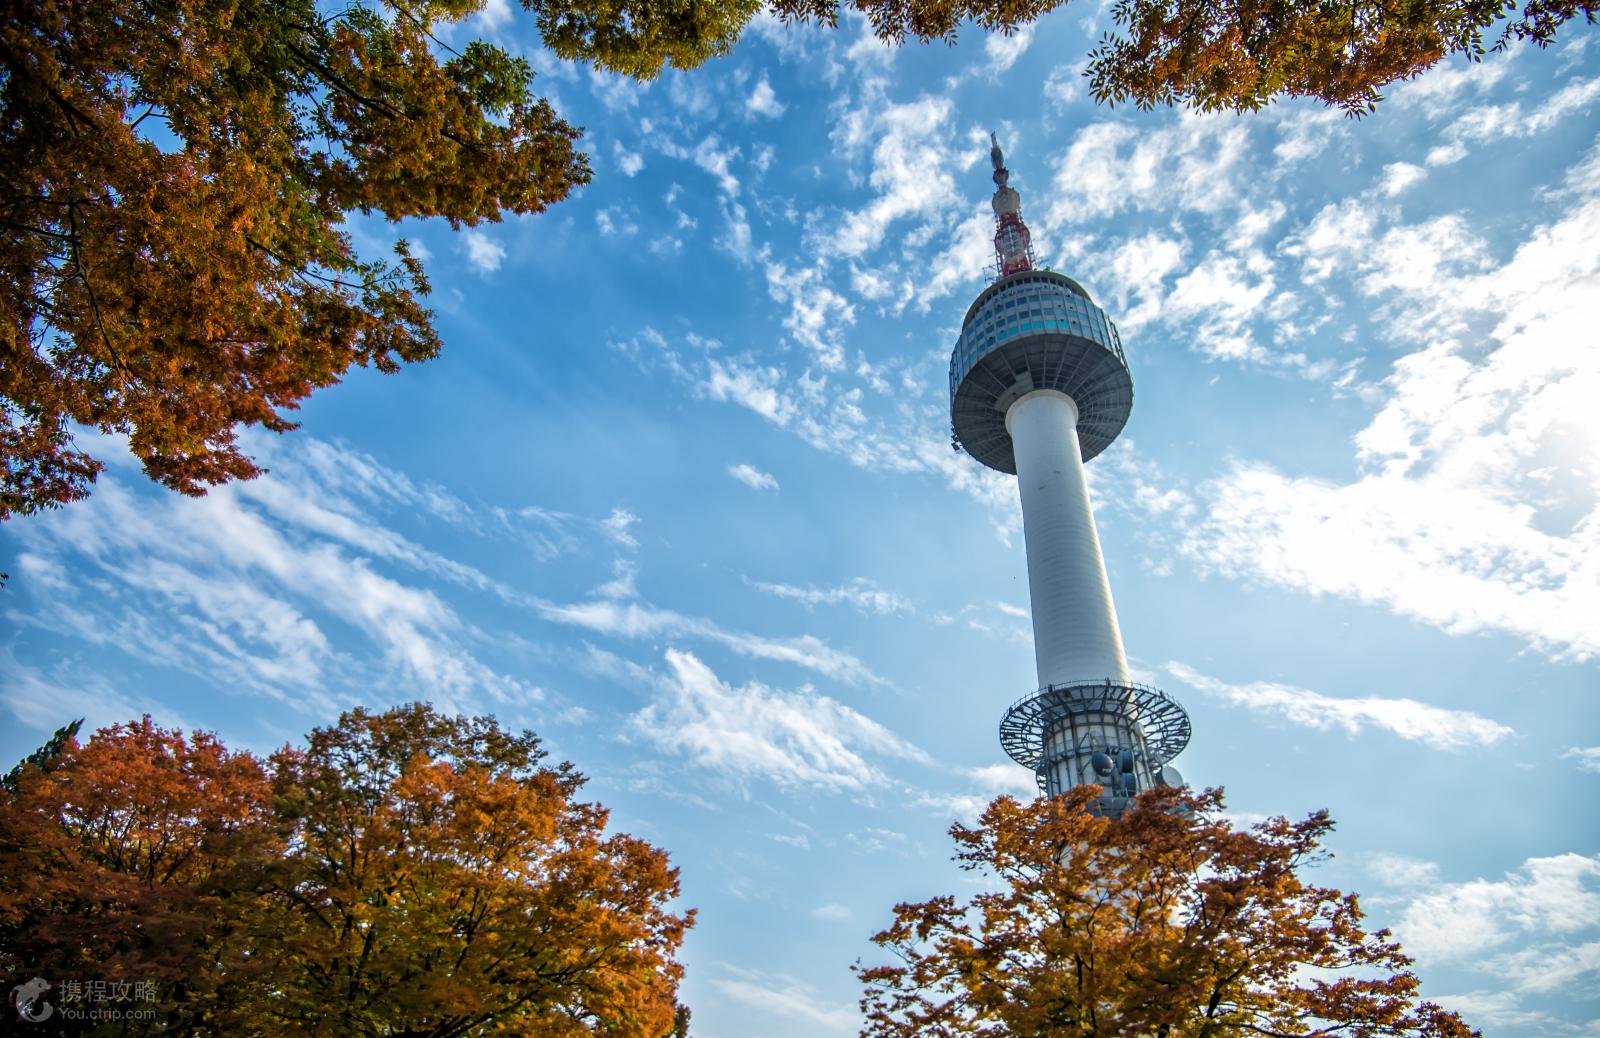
[
  {"xmin": 1, "ymin": 0, "xmax": 589, "ymax": 519},
  {"xmin": 252, "ymin": 704, "xmax": 693, "ymax": 1038},
  {"xmin": 0, "ymin": 717, "xmax": 284, "ymax": 1033},
  {"xmin": 770, "ymin": 0, "xmax": 1595, "ymax": 113},
  {"xmin": 0, "ymin": 706, "xmax": 692, "ymax": 1037},
  {"xmin": 856, "ymin": 785, "xmax": 1478, "ymax": 1038}
]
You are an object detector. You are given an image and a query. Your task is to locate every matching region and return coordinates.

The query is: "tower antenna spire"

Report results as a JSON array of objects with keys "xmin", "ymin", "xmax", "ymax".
[{"xmin": 988, "ymin": 131, "xmax": 1035, "ymax": 278}]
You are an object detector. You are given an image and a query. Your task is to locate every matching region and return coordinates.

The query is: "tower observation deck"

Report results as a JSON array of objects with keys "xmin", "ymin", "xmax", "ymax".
[{"xmin": 952, "ymin": 135, "xmax": 1190, "ymax": 816}]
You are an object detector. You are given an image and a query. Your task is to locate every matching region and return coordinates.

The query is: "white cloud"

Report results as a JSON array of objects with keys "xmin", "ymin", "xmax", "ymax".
[
  {"xmin": 475, "ymin": 0, "xmax": 511, "ymax": 31},
  {"xmin": 711, "ymin": 965, "xmax": 859, "ymax": 1032},
  {"xmin": 1178, "ymin": 149, "xmax": 1600, "ymax": 661},
  {"xmin": 811, "ymin": 902, "xmax": 853, "ymax": 921},
  {"xmin": 1430, "ymin": 989, "xmax": 1558, "ymax": 1032},
  {"xmin": 1395, "ymin": 50, "xmax": 1516, "ymax": 117},
  {"xmin": 982, "ymin": 25, "xmax": 1034, "ymax": 74},
  {"xmin": 1163, "ymin": 251, "xmax": 1278, "ymax": 365},
  {"xmin": 592, "ymin": 558, "xmax": 638, "ymax": 600},
  {"xmin": 1564, "ymin": 746, "xmax": 1600, "ymax": 773},
  {"xmin": 1395, "ymin": 853, "xmax": 1600, "ymax": 964},
  {"xmin": 538, "ymin": 598, "xmax": 885, "ymax": 686},
  {"xmin": 824, "ymin": 93, "xmax": 963, "ymax": 260},
  {"xmin": 1380, "ymin": 161, "xmax": 1427, "ymax": 196},
  {"xmin": 1367, "ymin": 852, "xmax": 1442, "ymax": 888},
  {"xmin": 595, "ymin": 207, "xmax": 638, "ymax": 237},
  {"xmin": 716, "ymin": 201, "xmax": 756, "ymax": 261},
  {"xmin": 1272, "ymin": 105, "xmax": 1345, "ymax": 164},
  {"xmin": 588, "ymin": 68, "xmax": 649, "ymax": 112},
  {"xmin": 764, "ymin": 262, "xmax": 854, "ymax": 369},
  {"xmin": 630, "ymin": 649, "xmax": 925, "ymax": 791},
  {"xmin": 967, "ymin": 761, "xmax": 1039, "ymax": 796},
  {"xmin": 728, "ymin": 463, "xmax": 779, "ymax": 491},
  {"xmin": 599, "ymin": 507, "xmax": 639, "ymax": 548},
  {"xmin": 613, "ymin": 139, "xmax": 644, "ymax": 176},
  {"xmin": 1102, "ymin": 231, "xmax": 1186, "ymax": 329},
  {"xmin": 1046, "ymin": 114, "xmax": 1249, "ymax": 226},
  {"xmin": 1, "ymin": 652, "xmax": 179, "ymax": 737},
  {"xmin": 747, "ymin": 76, "xmax": 786, "ymax": 118},
  {"xmin": 704, "ymin": 357, "xmax": 797, "ymax": 425},
  {"xmin": 1043, "ymin": 64, "xmax": 1083, "ymax": 106},
  {"xmin": 749, "ymin": 576, "xmax": 911, "ymax": 616},
  {"xmin": 915, "ymin": 206, "xmax": 993, "ymax": 311},
  {"xmin": 917, "ymin": 762, "xmax": 1040, "ymax": 821},
  {"xmin": 6, "ymin": 445, "xmax": 537, "ymax": 715},
  {"xmin": 460, "ymin": 228, "xmax": 506, "ymax": 273},
  {"xmin": 614, "ymin": 329, "xmax": 1020, "ymax": 534},
  {"xmin": 693, "ymin": 134, "xmax": 741, "ymax": 196},
  {"xmin": 1166, "ymin": 662, "xmax": 1513, "ymax": 750},
  {"xmin": 1494, "ymin": 939, "xmax": 1600, "ymax": 995},
  {"xmin": 1445, "ymin": 72, "xmax": 1600, "ymax": 146}
]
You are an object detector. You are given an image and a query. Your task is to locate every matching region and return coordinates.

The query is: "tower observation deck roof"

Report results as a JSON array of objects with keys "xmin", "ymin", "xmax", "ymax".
[{"xmin": 950, "ymin": 270, "xmax": 1133, "ymax": 473}]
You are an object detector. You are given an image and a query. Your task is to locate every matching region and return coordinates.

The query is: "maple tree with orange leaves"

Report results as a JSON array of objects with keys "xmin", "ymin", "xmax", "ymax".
[
  {"xmin": 0, "ymin": 0, "xmax": 777, "ymax": 520},
  {"xmin": 772, "ymin": 0, "xmax": 1594, "ymax": 113},
  {"xmin": 2, "ymin": 0, "xmax": 591, "ymax": 519},
  {"xmin": 856, "ymin": 785, "xmax": 1479, "ymax": 1038},
  {"xmin": 0, "ymin": 705, "xmax": 692, "ymax": 1037}
]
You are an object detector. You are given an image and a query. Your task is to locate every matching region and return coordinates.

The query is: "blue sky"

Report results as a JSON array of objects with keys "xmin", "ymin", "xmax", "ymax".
[{"xmin": 4, "ymin": 6, "xmax": 1600, "ymax": 1035}]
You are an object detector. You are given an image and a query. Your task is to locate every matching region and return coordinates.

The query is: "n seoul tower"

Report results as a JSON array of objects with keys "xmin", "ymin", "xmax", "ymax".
[{"xmin": 951, "ymin": 134, "xmax": 1191, "ymax": 815}]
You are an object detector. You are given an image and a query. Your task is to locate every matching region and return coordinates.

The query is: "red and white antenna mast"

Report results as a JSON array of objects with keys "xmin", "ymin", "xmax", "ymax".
[{"xmin": 990, "ymin": 132, "xmax": 1035, "ymax": 278}]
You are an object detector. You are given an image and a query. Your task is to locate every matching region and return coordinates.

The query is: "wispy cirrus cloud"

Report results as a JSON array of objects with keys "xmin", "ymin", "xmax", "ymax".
[
  {"xmin": 538, "ymin": 598, "xmax": 886, "ymax": 687},
  {"xmin": 629, "ymin": 649, "xmax": 926, "ymax": 792},
  {"xmin": 710, "ymin": 964, "xmax": 859, "ymax": 1033},
  {"xmin": 747, "ymin": 576, "xmax": 911, "ymax": 616},
  {"xmin": 728, "ymin": 463, "xmax": 780, "ymax": 491},
  {"xmin": 1165, "ymin": 662, "xmax": 1513, "ymax": 750}
]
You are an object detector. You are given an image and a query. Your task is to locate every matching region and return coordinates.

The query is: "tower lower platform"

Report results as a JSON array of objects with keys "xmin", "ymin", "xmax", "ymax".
[{"xmin": 1000, "ymin": 680, "xmax": 1191, "ymax": 814}]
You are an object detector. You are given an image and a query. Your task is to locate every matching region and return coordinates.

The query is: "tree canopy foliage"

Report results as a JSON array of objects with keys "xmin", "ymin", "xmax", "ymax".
[
  {"xmin": 770, "ymin": 0, "xmax": 1596, "ymax": 112},
  {"xmin": 2, "ymin": 0, "xmax": 587, "ymax": 519},
  {"xmin": 0, "ymin": 705, "xmax": 692, "ymax": 1037},
  {"xmin": 856, "ymin": 786, "xmax": 1478, "ymax": 1038}
]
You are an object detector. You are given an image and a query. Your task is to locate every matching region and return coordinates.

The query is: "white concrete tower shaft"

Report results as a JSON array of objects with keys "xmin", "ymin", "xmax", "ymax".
[{"xmin": 1006, "ymin": 390, "xmax": 1130, "ymax": 688}]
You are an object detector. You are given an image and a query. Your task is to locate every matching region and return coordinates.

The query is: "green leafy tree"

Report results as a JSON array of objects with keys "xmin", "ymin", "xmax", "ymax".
[
  {"xmin": 1, "ymin": 717, "xmax": 82, "ymax": 791},
  {"xmin": 529, "ymin": 0, "xmax": 764, "ymax": 78},
  {"xmin": 857, "ymin": 785, "xmax": 1478, "ymax": 1037}
]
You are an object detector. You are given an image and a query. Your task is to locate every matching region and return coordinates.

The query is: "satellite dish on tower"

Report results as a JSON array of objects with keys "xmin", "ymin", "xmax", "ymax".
[{"xmin": 1158, "ymin": 765, "xmax": 1185, "ymax": 788}]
